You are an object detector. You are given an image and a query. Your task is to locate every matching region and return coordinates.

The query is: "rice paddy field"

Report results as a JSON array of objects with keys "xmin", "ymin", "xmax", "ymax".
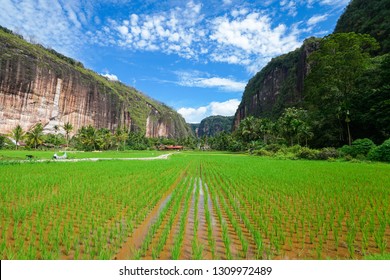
[{"xmin": 0, "ymin": 151, "xmax": 389, "ymax": 260}]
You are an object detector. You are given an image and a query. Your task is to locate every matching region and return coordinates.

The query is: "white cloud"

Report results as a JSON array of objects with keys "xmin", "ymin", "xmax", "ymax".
[
  {"xmin": 280, "ymin": 0, "xmax": 298, "ymax": 17},
  {"xmin": 178, "ymin": 106, "xmax": 208, "ymax": 123},
  {"xmin": 209, "ymin": 12, "xmax": 301, "ymax": 73},
  {"xmin": 0, "ymin": 0, "xmax": 88, "ymax": 58},
  {"xmin": 307, "ymin": 14, "xmax": 328, "ymax": 26},
  {"xmin": 175, "ymin": 71, "xmax": 246, "ymax": 92},
  {"xmin": 178, "ymin": 99, "xmax": 240, "ymax": 123},
  {"xmin": 93, "ymin": 2, "xmax": 302, "ymax": 74},
  {"xmin": 98, "ymin": 1, "xmax": 204, "ymax": 59},
  {"xmin": 320, "ymin": 0, "xmax": 350, "ymax": 6},
  {"xmin": 209, "ymin": 99, "xmax": 241, "ymax": 116},
  {"xmin": 101, "ymin": 73, "xmax": 119, "ymax": 81}
]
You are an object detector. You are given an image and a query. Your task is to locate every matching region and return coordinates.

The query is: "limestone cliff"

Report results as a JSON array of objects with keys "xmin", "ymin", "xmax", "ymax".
[
  {"xmin": 233, "ymin": 38, "xmax": 320, "ymax": 128},
  {"xmin": 0, "ymin": 27, "xmax": 192, "ymax": 138}
]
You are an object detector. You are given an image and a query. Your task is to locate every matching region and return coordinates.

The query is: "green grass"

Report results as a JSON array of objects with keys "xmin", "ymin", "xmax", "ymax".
[
  {"xmin": 0, "ymin": 151, "xmax": 389, "ymax": 260},
  {"xmin": 364, "ymin": 253, "xmax": 390, "ymax": 260},
  {"xmin": 0, "ymin": 150, "xmax": 168, "ymax": 160}
]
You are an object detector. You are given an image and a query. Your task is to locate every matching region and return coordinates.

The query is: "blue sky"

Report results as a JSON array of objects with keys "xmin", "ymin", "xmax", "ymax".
[{"xmin": 0, "ymin": 0, "xmax": 350, "ymax": 123}]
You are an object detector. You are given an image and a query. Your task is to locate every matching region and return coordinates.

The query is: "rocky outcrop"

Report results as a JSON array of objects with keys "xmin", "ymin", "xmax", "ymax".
[
  {"xmin": 233, "ymin": 38, "xmax": 320, "ymax": 128},
  {"xmin": 0, "ymin": 27, "xmax": 192, "ymax": 138}
]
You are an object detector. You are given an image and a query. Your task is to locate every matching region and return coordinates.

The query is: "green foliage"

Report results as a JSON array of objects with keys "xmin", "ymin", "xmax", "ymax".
[
  {"xmin": 278, "ymin": 107, "xmax": 311, "ymax": 146},
  {"xmin": 368, "ymin": 138, "xmax": 390, "ymax": 162},
  {"xmin": 334, "ymin": 0, "xmax": 390, "ymax": 53},
  {"xmin": 11, "ymin": 125, "xmax": 25, "ymax": 150},
  {"xmin": 296, "ymin": 147, "xmax": 320, "ymax": 160},
  {"xmin": 254, "ymin": 149, "xmax": 274, "ymax": 157},
  {"xmin": 0, "ymin": 135, "xmax": 5, "ymax": 149},
  {"xmin": 305, "ymin": 32, "xmax": 380, "ymax": 147},
  {"xmin": 316, "ymin": 148, "xmax": 340, "ymax": 160},
  {"xmin": 26, "ymin": 123, "xmax": 44, "ymax": 149},
  {"xmin": 352, "ymin": 54, "xmax": 390, "ymax": 143},
  {"xmin": 340, "ymin": 138, "xmax": 376, "ymax": 157}
]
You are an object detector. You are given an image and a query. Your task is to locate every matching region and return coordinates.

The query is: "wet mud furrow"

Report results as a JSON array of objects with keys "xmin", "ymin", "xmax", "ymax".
[
  {"xmin": 154, "ymin": 178, "xmax": 190, "ymax": 260},
  {"xmin": 179, "ymin": 178, "xmax": 196, "ymax": 259},
  {"xmin": 203, "ymin": 182, "xmax": 226, "ymax": 259},
  {"xmin": 197, "ymin": 178, "xmax": 211, "ymax": 259},
  {"xmin": 114, "ymin": 169, "xmax": 187, "ymax": 260}
]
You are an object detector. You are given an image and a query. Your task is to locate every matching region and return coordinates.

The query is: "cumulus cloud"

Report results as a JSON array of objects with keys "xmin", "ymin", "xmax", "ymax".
[
  {"xmin": 209, "ymin": 11, "xmax": 301, "ymax": 72},
  {"xmin": 97, "ymin": 1, "xmax": 204, "ymax": 59},
  {"xmin": 175, "ymin": 71, "xmax": 246, "ymax": 92},
  {"xmin": 93, "ymin": 2, "xmax": 302, "ymax": 73},
  {"xmin": 178, "ymin": 99, "xmax": 240, "ymax": 123}
]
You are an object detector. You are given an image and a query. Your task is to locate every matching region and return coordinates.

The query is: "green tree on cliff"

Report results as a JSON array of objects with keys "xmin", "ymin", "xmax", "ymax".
[{"xmin": 305, "ymin": 32, "xmax": 380, "ymax": 146}]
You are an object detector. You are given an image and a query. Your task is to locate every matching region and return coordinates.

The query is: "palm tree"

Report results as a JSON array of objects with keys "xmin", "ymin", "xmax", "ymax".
[
  {"xmin": 77, "ymin": 125, "xmax": 97, "ymax": 151},
  {"xmin": 114, "ymin": 127, "xmax": 128, "ymax": 151},
  {"xmin": 238, "ymin": 116, "xmax": 260, "ymax": 143},
  {"xmin": 63, "ymin": 122, "xmax": 73, "ymax": 148},
  {"xmin": 53, "ymin": 124, "xmax": 59, "ymax": 149},
  {"xmin": 11, "ymin": 124, "xmax": 25, "ymax": 150},
  {"xmin": 26, "ymin": 123, "xmax": 44, "ymax": 149}
]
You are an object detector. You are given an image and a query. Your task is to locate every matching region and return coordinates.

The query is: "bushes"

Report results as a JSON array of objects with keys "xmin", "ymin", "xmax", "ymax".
[
  {"xmin": 296, "ymin": 147, "xmax": 320, "ymax": 160},
  {"xmin": 316, "ymin": 148, "xmax": 340, "ymax": 160},
  {"xmin": 252, "ymin": 137, "xmax": 390, "ymax": 163},
  {"xmin": 368, "ymin": 139, "xmax": 390, "ymax": 162},
  {"xmin": 340, "ymin": 138, "xmax": 376, "ymax": 157}
]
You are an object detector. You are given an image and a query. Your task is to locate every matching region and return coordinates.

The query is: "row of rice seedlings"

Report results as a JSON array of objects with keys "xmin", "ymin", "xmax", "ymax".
[
  {"xmin": 209, "ymin": 170, "xmax": 249, "ymax": 259},
  {"xmin": 171, "ymin": 177, "xmax": 193, "ymax": 260},
  {"xmin": 204, "ymin": 170, "xmax": 232, "ymax": 260},
  {"xmin": 151, "ymin": 178, "xmax": 189, "ymax": 260},
  {"xmin": 202, "ymin": 181, "xmax": 216, "ymax": 259},
  {"xmin": 191, "ymin": 177, "xmax": 203, "ymax": 260},
  {"xmin": 136, "ymin": 181, "xmax": 184, "ymax": 259}
]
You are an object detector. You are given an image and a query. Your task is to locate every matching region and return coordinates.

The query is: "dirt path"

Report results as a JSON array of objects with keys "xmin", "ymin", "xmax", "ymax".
[{"xmin": 19, "ymin": 153, "xmax": 174, "ymax": 163}]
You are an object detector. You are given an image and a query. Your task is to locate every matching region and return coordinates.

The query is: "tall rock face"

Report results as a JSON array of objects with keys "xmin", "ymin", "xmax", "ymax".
[
  {"xmin": 233, "ymin": 38, "xmax": 320, "ymax": 128},
  {"xmin": 0, "ymin": 27, "xmax": 192, "ymax": 138}
]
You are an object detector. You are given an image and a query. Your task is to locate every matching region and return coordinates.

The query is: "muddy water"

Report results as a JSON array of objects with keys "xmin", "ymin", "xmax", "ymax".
[
  {"xmin": 179, "ymin": 178, "xmax": 196, "ymax": 259},
  {"xmin": 203, "ymin": 183, "xmax": 226, "ymax": 259},
  {"xmin": 114, "ymin": 170, "xmax": 186, "ymax": 260},
  {"xmin": 196, "ymin": 178, "xmax": 211, "ymax": 259}
]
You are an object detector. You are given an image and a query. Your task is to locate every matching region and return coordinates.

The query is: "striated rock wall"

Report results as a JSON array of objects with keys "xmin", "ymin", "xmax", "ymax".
[
  {"xmin": 0, "ymin": 28, "xmax": 192, "ymax": 138},
  {"xmin": 0, "ymin": 55, "xmax": 131, "ymax": 135},
  {"xmin": 233, "ymin": 38, "xmax": 320, "ymax": 128}
]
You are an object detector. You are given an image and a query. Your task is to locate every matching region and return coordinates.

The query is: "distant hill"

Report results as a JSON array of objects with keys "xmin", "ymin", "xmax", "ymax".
[{"xmin": 192, "ymin": 115, "xmax": 234, "ymax": 137}]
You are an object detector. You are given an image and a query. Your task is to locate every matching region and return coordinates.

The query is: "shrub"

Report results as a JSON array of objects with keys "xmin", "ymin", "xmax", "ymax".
[
  {"xmin": 368, "ymin": 139, "xmax": 390, "ymax": 162},
  {"xmin": 296, "ymin": 147, "xmax": 320, "ymax": 160},
  {"xmin": 0, "ymin": 135, "xmax": 5, "ymax": 149},
  {"xmin": 339, "ymin": 145, "xmax": 352, "ymax": 156},
  {"xmin": 316, "ymin": 148, "xmax": 340, "ymax": 160},
  {"xmin": 264, "ymin": 144, "xmax": 284, "ymax": 153},
  {"xmin": 350, "ymin": 138, "xmax": 376, "ymax": 157},
  {"xmin": 254, "ymin": 149, "xmax": 274, "ymax": 157}
]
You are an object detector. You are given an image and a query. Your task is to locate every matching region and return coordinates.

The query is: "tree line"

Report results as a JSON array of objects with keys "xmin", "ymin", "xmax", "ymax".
[{"xmin": 1, "ymin": 122, "xmax": 196, "ymax": 151}]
